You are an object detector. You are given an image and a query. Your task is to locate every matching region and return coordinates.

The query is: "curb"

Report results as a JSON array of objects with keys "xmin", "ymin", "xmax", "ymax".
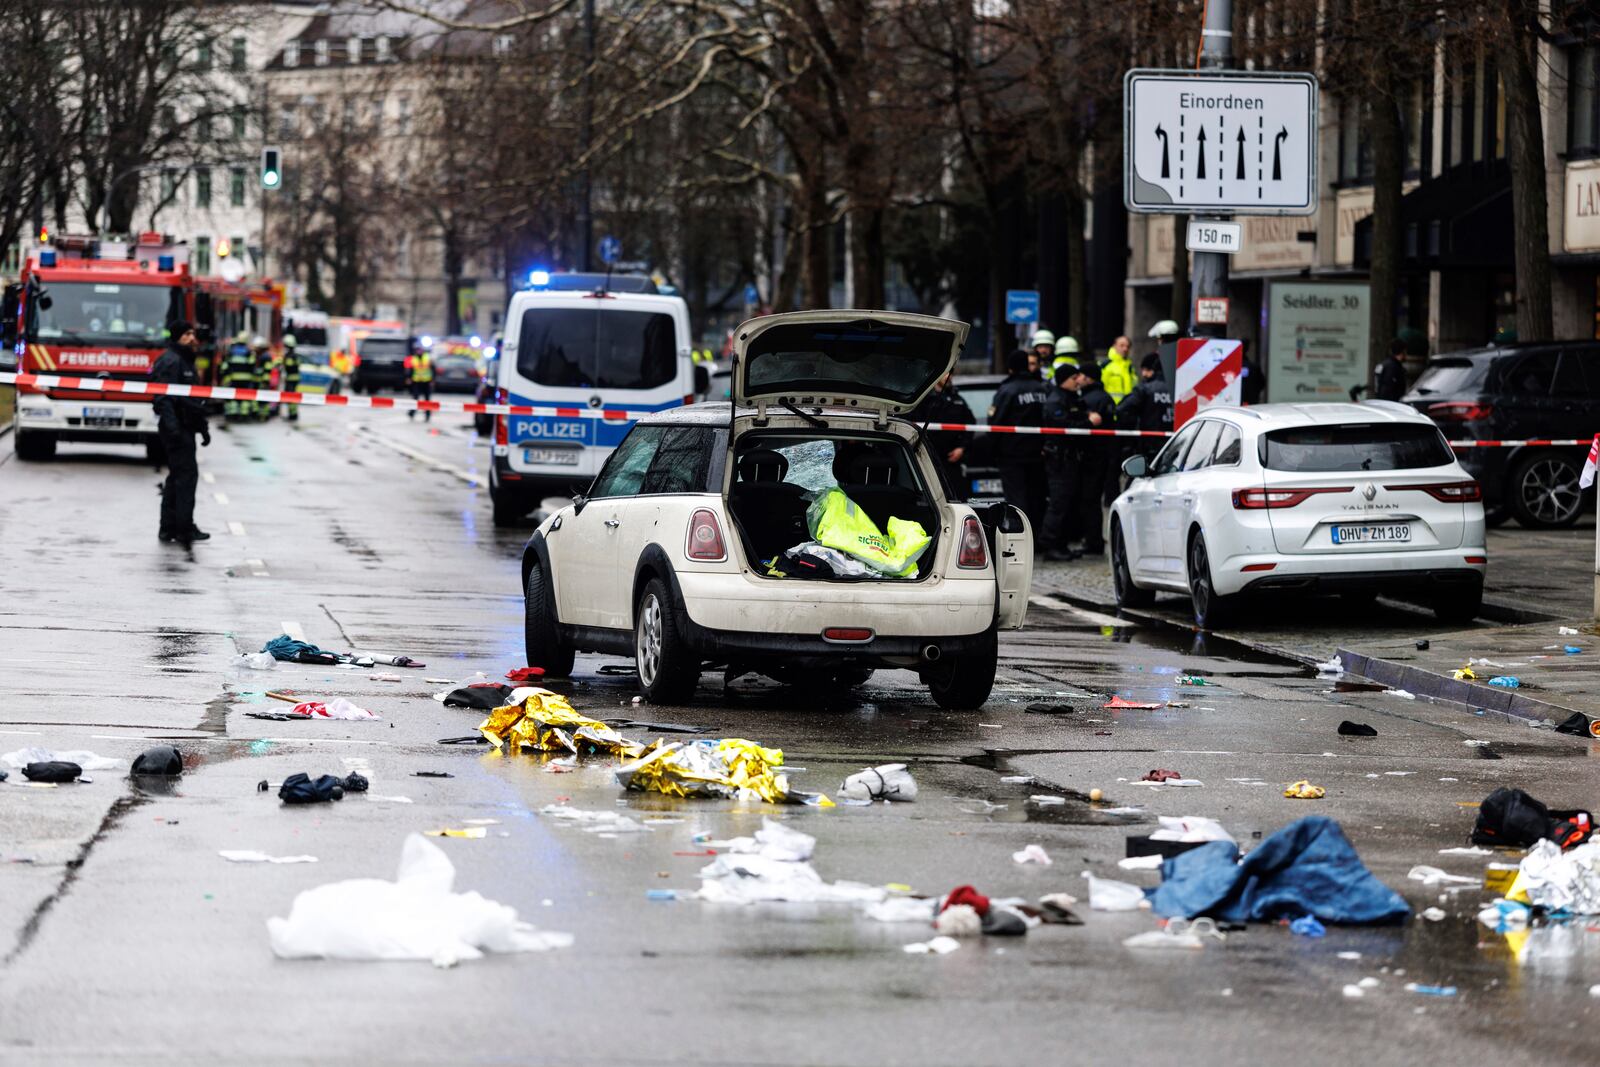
[{"xmin": 1334, "ymin": 646, "xmax": 1586, "ymax": 724}]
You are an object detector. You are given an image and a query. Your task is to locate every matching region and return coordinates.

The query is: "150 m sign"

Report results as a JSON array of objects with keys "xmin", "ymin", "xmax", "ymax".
[{"xmin": 1125, "ymin": 69, "xmax": 1318, "ymax": 215}]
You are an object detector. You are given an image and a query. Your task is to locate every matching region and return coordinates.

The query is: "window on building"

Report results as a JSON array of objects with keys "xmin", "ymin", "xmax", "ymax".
[
  {"xmin": 284, "ymin": 40, "xmax": 300, "ymax": 68},
  {"xmin": 196, "ymin": 167, "xmax": 211, "ymax": 207},
  {"xmin": 342, "ymin": 95, "xmax": 357, "ymax": 129},
  {"xmin": 231, "ymin": 36, "xmax": 247, "ymax": 71},
  {"xmin": 230, "ymin": 167, "xmax": 246, "ymax": 207},
  {"xmin": 233, "ymin": 236, "xmax": 248, "ymax": 269},
  {"xmin": 195, "ymin": 236, "xmax": 211, "ymax": 275},
  {"xmin": 314, "ymin": 39, "xmax": 329, "ymax": 66},
  {"xmin": 349, "ymin": 36, "xmax": 363, "ymax": 64},
  {"xmin": 161, "ymin": 42, "xmax": 178, "ymax": 74},
  {"xmin": 377, "ymin": 35, "xmax": 392, "ymax": 61},
  {"xmin": 196, "ymin": 38, "xmax": 212, "ymax": 70},
  {"xmin": 494, "ymin": 33, "xmax": 515, "ymax": 55},
  {"xmin": 1339, "ymin": 100, "xmax": 1373, "ymax": 184},
  {"xmin": 1573, "ymin": 44, "xmax": 1600, "ymax": 159},
  {"xmin": 368, "ymin": 95, "xmax": 384, "ymax": 132},
  {"xmin": 160, "ymin": 105, "xmax": 177, "ymax": 134},
  {"xmin": 395, "ymin": 94, "xmax": 411, "ymax": 134},
  {"xmin": 160, "ymin": 170, "xmax": 178, "ymax": 204},
  {"xmin": 232, "ymin": 106, "xmax": 248, "ymax": 139},
  {"xmin": 278, "ymin": 102, "xmax": 297, "ymax": 140}
]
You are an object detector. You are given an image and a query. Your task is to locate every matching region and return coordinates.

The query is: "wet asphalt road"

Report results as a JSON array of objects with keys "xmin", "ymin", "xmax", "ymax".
[{"xmin": 2, "ymin": 411, "xmax": 1599, "ymax": 1066}]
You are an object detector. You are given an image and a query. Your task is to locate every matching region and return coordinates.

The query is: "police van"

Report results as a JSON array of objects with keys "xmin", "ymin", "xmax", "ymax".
[{"xmin": 489, "ymin": 271, "xmax": 698, "ymax": 525}]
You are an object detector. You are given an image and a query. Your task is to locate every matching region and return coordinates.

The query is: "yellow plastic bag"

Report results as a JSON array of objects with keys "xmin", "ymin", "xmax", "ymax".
[
  {"xmin": 478, "ymin": 689, "xmax": 644, "ymax": 758},
  {"xmin": 806, "ymin": 488, "xmax": 930, "ymax": 578},
  {"xmin": 1284, "ymin": 780, "xmax": 1326, "ymax": 799}
]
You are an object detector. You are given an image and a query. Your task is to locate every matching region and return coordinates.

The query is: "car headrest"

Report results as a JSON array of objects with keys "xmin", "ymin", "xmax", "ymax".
[
  {"xmin": 847, "ymin": 459, "xmax": 897, "ymax": 486},
  {"xmin": 832, "ymin": 441, "xmax": 898, "ymax": 485},
  {"xmin": 738, "ymin": 448, "xmax": 789, "ymax": 483}
]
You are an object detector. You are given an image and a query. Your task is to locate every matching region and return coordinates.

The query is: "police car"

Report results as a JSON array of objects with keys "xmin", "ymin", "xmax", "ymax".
[
  {"xmin": 489, "ymin": 272, "xmax": 698, "ymax": 525},
  {"xmin": 519, "ymin": 310, "xmax": 1034, "ymax": 708}
]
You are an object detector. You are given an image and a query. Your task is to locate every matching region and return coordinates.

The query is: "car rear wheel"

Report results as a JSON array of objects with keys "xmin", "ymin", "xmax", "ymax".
[
  {"xmin": 524, "ymin": 564, "xmax": 574, "ymax": 678},
  {"xmin": 1111, "ymin": 520, "xmax": 1154, "ymax": 609},
  {"xmin": 1187, "ymin": 531, "xmax": 1235, "ymax": 630},
  {"xmin": 1509, "ymin": 453, "xmax": 1583, "ymax": 528},
  {"xmin": 635, "ymin": 579, "xmax": 699, "ymax": 704},
  {"xmin": 1432, "ymin": 579, "xmax": 1484, "ymax": 624},
  {"xmin": 926, "ymin": 628, "xmax": 998, "ymax": 710}
]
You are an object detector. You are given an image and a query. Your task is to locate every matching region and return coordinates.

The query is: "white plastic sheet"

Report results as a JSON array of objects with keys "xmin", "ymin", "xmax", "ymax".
[
  {"xmin": 1515, "ymin": 839, "xmax": 1600, "ymax": 914},
  {"xmin": 1082, "ymin": 871, "xmax": 1148, "ymax": 911},
  {"xmin": 696, "ymin": 853, "xmax": 885, "ymax": 905},
  {"xmin": 706, "ymin": 818, "xmax": 816, "ymax": 862},
  {"xmin": 838, "ymin": 763, "xmax": 918, "ymax": 802},
  {"xmin": 221, "ymin": 850, "xmax": 318, "ymax": 864},
  {"xmin": 266, "ymin": 833, "xmax": 572, "ymax": 966},
  {"xmin": 1149, "ymin": 816, "xmax": 1234, "ymax": 844},
  {"xmin": 1, "ymin": 747, "xmax": 121, "ymax": 771}
]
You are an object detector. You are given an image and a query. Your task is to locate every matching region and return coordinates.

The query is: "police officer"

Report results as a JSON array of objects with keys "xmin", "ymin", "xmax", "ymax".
[
  {"xmin": 150, "ymin": 321, "xmax": 211, "ymax": 544},
  {"xmin": 1074, "ymin": 362, "xmax": 1116, "ymax": 555},
  {"xmin": 1114, "ymin": 353, "xmax": 1173, "ymax": 458},
  {"xmin": 1039, "ymin": 364, "xmax": 1091, "ymax": 561},
  {"xmin": 405, "ymin": 342, "xmax": 435, "ymax": 422},
  {"xmin": 222, "ymin": 331, "xmax": 254, "ymax": 419},
  {"xmin": 1373, "ymin": 338, "xmax": 1408, "ymax": 401},
  {"xmin": 988, "ymin": 350, "xmax": 1053, "ymax": 529},
  {"xmin": 909, "ymin": 372, "xmax": 974, "ymax": 498},
  {"xmin": 281, "ymin": 334, "xmax": 301, "ymax": 422}
]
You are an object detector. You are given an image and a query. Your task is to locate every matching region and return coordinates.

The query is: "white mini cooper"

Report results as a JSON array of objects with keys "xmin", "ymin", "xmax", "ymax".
[{"xmin": 520, "ymin": 310, "xmax": 1033, "ymax": 708}]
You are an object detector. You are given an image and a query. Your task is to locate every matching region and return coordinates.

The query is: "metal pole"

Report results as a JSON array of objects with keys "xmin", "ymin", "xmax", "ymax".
[
  {"xmin": 1188, "ymin": 0, "xmax": 1232, "ymax": 338},
  {"xmin": 577, "ymin": 0, "xmax": 595, "ymax": 272}
]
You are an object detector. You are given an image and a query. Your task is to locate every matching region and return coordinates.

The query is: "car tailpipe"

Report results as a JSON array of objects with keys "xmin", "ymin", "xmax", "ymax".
[{"xmin": 921, "ymin": 644, "xmax": 941, "ymax": 662}]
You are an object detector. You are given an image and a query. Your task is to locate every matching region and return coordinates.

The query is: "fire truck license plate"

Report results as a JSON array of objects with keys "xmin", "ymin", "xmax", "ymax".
[{"xmin": 83, "ymin": 407, "xmax": 124, "ymax": 426}]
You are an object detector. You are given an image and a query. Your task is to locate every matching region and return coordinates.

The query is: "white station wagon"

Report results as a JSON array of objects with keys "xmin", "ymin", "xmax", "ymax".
[
  {"xmin": 520, "ymin": 310, "xmax": 1033, "ymax": 707},
  {"xmin": 1109, "ymin": 402, "xmax": 1487, "ymax": 628}
]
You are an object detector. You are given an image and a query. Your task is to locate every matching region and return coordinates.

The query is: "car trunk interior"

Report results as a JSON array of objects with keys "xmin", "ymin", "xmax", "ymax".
[{"xmin": 725, "ymin": 429, "xmax": 941, "ymax": 579}]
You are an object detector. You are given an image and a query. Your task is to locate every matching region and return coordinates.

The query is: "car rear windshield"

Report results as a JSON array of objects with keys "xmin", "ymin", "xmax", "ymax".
[
  {"xmin": 358, "ymin": 337, "xmax": 409, "ymax": 361},
  {"xmin": 289, "ymin": 325, "xmax": 329, "ymax": 347},
  {"xmin": 1408, "ymin": 357, "xmax": 1487, "ymax": 396},
  {"xmin": 744, "ymin": 319, "xmax": 953, "ymax": 404},
  {"xmin": 517, "ymin": 307, "xmax": 677, "ymax": 390},
  {"xmin": 1260, "ymin": 424, "xmax": 1454, "ymax": 471}
]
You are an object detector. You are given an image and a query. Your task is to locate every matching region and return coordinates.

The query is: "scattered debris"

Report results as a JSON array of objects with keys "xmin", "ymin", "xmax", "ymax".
[
  {"xmin": 1452, "ymin": 664, "xmax": 1476, "ymax": 681},
  {"xmin": 616, "ymin": 738, "xmax": 830, "ymax": 806},
  {"xmin": 234, "ymin": 652, "xmax": 277, "ymax": 670},
  {"xmin": 1025, "ymin": 703, "xmax": 1075, "ymax": 715},
  {"xmin": 1118, "ymin": 855, "xmax": 1165, "ymax": 871},
  {"xmin": 697, "ymin": 852, "xmax": 883, "ymax": 905},
  {"xmin": 1315, "ymin": 655, "xmax": 1344, "ymax": 675},
  {"xmin": 1415, "ymin": 640, "xmax": 1430, "ymax": 651},
  {"xmin": 1404, "ymin": 983, "xmax": 1457, "ymax": 997},
  {"xmin": 413, "ymin": 771, "xmax": 454, "ymax": 779},
  {"xmin": 2, "ymin": 747, "xmax": 120, "ymax": 772},
  {"xmin": 1124, "ymin": 917, "xmax": 1224, "ymax": 950},
  {"xmin": 539, "ymin": 805, "xmax": 654, "ymax": 834},
  {"xmin": 505, "ymin": 667, "xmax": 547, "ymax": 682},
  {"xmin": 702, "ymin": 818, "xmax": 815, "ymax": 862},
  {"xmin": 277, "ymin": 773, "xmax": 367, "ymax": 804},
  {"xmin": 1082, "ymin": 871, "xmax": 1148, "ymax": 912},
  {"xmin": 221, "ymin": 850, "xmax": 317, "ymax": 864},
  {"xmin": 290, "ymin": 698, "xmax": 381, "ymax": 721},
  {"xmin": 1487, "ymin": 676, "xmax": 1521, "ymax": 689},
  {"xmin": 1382, "ymin": 689, "xmax": 1416, "ymax": 699},
  {"xmin": 605, "ymin": 717, "xmax": 708, "ymax": 734},
  {"xmin": 1408, "ymin": 865, "xmax": 1478, "ymax": 888},
  {"xmin": 1141, "ymin": 769, "xmax": 1184, "ymax": 783},
  {"xmin": 1284, "ymin": 780, "xmax": 1326, "ymax": 799},
  {"xmin": 1104, "ymin": 696, "xmax": 1163, "ymax": 709},
  {"xmin": 1420, "ymin": 907, "xmax": 1446, "ymax": 921},
  {"xmin": 426, "ymin": 828, "xmax": 487, "ymax": 839},
  {"xmin": 130, "ymin": 746, "xmax": 184, "ymax": 776},
  {"xmin": 902, "ymin": 936, "xmax": 961, "ymax": 955},
  {"xmin": 266, "ymin": 833, "xmax": 572, "ymax": 966},
  {"xmin": 479, "ymin": 690, "xmax": 643, "ymax": 757},
  {"xmin": 1012, "ymin": 844, "xmax": 1052, "ymax": 866},
  {"xmin": 21, "ymin": 762, "xmax": 82, "ymax": 784},
  {"xmin": 838, "ymin": 763, "xmax": 918, "ymax": 802},
  {"xmin": 1338, "ymin": 720, "xmax": 1378, "ymax": 737},
  {"xmin": 1471, "ymin": 788, "xmax": 1593, "ymax": 850},
  {"xmin": 1559, "ymin": 626, "xmax": 1581, "ymax": 636},
  {"xmin": 1289, "ymin": 915, "xmax": 1326, "ymax": 938}
]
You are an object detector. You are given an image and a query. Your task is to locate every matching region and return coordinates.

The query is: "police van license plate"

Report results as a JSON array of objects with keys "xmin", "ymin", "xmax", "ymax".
[
  {"xmin": 523, "ymin": 447, "xmax": 580, "ymax": 466},
  {"xmin": 972, "ymin": 478, "xmax": 1003, "ymax": 495},
  {"xmin": 83, "ymin": 406, "xmax": 123, "ymax": 427},
  {"xmin": 1332, "ymin": 523, "xmax": 1411, "ymax": 544}
]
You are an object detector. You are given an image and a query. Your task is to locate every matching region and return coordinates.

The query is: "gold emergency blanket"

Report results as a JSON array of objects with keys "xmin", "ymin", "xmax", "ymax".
[
  {"xmin": 477, "ymin": 689, "xmax": 644, "ymax": 758},
  {"xmin": 616, "ymin": 738, "xmax": 833, "ymax": 806}
]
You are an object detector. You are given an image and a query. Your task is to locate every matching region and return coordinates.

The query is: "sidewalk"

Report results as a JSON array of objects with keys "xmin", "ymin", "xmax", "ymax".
[{"xmin": 1031, "ymin": 523, "xmax": 1600, "ymax": 722}]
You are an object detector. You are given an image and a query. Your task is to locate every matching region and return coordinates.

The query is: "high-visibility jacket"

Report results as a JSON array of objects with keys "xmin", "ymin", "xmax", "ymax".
[
  {"xmin": 405, "ymin": 352, "xmax": 434, "ymax": 383},
  {"xmin": 1101, "ymin": 349, "xmax": 1135, "ymax": 402}
]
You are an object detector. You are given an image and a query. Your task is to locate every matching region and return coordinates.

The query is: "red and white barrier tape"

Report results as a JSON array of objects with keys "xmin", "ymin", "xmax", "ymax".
[{"xmin": 1, "ymin": 372, "xmax": 1591, "ymax": 447}]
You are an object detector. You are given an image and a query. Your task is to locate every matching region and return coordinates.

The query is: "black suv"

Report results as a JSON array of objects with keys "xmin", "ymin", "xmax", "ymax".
[{"xmin": 1403, "ymin": 342, "xmax": 1598, "ymax": 527}]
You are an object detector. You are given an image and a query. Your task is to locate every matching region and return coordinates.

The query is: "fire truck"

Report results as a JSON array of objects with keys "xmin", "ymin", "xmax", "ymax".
[
  {"xmin": 2, "ymin": 233, "xmax": 197, "ymax": 462},
  {"xmin": 194, "ymin": 276, "xmax": 284, "ymax": 389}
]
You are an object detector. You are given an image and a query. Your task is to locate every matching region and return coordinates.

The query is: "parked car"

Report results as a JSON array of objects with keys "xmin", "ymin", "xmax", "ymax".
[
  {"xmin": 349, "ymin": 333, "xmax": 411, "ymax": 393},
  {"xmin": 1404, "ymin": 342, "xmax": 1598, "ymax": 528},
  {"xmin": 950, "ymin": 373, "xmax": 1005, "ymax": 501},
  {"xmin": 474, "ymin": 349, "xmax": 499, "ymax": 436},
  {"xmin": 1109, "ymin": 402, "xmax": 1487, "ymax": 628},
  {"xmin": 433, "ymin": 352, "xmax": 483, "ymax": 394},
  {"xmin": 519, "ymin": 310, "xmax": 1034, "ymax": 708}
]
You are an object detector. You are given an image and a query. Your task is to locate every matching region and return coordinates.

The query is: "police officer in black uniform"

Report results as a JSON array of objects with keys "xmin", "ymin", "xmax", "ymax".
[
  {"xmin": 909, "ymin": 372, "xmax": 974, "ymax": 498},
  {"xmin": 150, "ymin": 321, "xmax": 211, "ymax": 544},
  {"xmin": 988, "ymin": 350, "xmax": 1053, "ymax": 529},
  {"xmin": 1114, "ymin": 353, "xmax": 1174, "ymax": 459},
  {"xmin": 1040, "ymin": 364, "xmax": 1092, "ymax": 560},
  {"xmin": 1074, "ymin": 363, "xmax": 1116, "ymax": 554},
  {"xmin": 1373, "ymin": 338, "xmax": 1408, "ymax": 401}
]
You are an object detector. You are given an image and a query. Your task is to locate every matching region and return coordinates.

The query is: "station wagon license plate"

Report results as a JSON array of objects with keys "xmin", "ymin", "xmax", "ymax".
[
  {"xmin": 1332, "ymin": 523, "xmax": 1411, "ymax": 544},
  {"xmin": 523, "ymin": 447, "xmax": 580, "ymax": 466},
  {"xmin": 83, "ymin": 406, "xmax": 123, "ymax": 426}
]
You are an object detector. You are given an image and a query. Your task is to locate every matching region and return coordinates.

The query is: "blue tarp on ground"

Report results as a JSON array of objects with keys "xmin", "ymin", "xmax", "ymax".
[{"xmin": 1146, "ymin": 815, "xmax": 1410, "ymax": 924}]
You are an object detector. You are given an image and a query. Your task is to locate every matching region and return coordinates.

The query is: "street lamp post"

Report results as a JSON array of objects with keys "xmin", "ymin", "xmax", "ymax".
[{"xmin": 1187, "ymin": 0, "xmax": 1232, "ymax": 339}]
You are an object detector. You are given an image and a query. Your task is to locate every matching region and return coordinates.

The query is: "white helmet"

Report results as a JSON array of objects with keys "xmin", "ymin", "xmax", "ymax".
[
  {"xmin": 282, "ymin": 333, "xmax": 297, "ymax": 347},
  {"xmin": 1054, "ymin": 336, "xmax": 1080, "ymax": 356},
  {"xmin": 251, "ymin": 335, "xmax": 267, "ymax": 348},
  {"xmin": 1148, "ymin": 319, "xmax": 1181, "ymax": 340},
  {"xmin": 1029, "ymin": 329, "xmax": 1055, "ymax": 348}
]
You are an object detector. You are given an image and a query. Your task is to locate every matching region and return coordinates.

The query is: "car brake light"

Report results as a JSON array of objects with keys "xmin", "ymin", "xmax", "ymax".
[
  {"xmin": 1426, "ymin": 401, "xmax": 1492, "ymax": 422},
  {"xmin": 1465, "ymin": 555, "xmax": 1487, "ymax": 564},
  {"xmin": 957, "ymin": 515, "xmax": 988, "ymax": 568},
  {"xmin": 1385, "ymin": 479, "xmax": 1482, "ymax": 502},
  {"xmin": 686, "ymin": 508, "xmax": 727, "ymax": 561},
  {"xmin": 494, "ymin": 414, "xmax": 508, "ymax": 447},
  {"xmin": 1231, "ymin": 486, "xmax": 1353, "ymax": 509},
  {"xmin": 1240, "ymin": 562, "xmax": 1277, "ymax": 572},
  {"xmin": 823, "ymin": 628, "xmax": 873, "ymax": 642}
]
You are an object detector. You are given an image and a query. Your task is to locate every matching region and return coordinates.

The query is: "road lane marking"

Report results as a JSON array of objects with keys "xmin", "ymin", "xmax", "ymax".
[
  {"xmin": 213, "ymin": 492, "xmax": 230, "ymax": 505},
  {"xmin": 201, "ymin": 472, "xmax": 215, "ymax": 484},
  {"xmin": 1029, "ymin": 594, "xmax": 1128, "ymax": 627},
  {"xmin": 353, "ymin": 425, "xmax": 482, "ymax": 486},
  {"xmin": 228, "ymin": 521, "xmax": 246, "ymax": 536}
]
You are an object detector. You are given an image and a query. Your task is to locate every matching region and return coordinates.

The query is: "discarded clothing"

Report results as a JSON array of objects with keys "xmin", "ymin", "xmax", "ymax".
[
  {"xmin": 278, "ymin": 773, "xmax": 347, "ymax": 804},
  {"xmin": 805, "ymin": 487, "xmax": 931, "ymax": 578},
  {"xmin": 22, "ymin": 761, "xmax": 82, "ymax": 783},
  {"xmin": 479, "ymin": 692, "xmax": 644, "ymax": 758},
  {"xmin": 1013, "ymin": 844, "xmax": 1052, "ymax": 866},
  {"xmin": 2, "ymin": 747, "xmax": 120, "ymax": 772},
  {"xmin": 1487, "ymin": 676, "xmax": 1521, "ymax": 689},
  {"xmin": 290, "ymin": 698, "xmax": 380, "ymax": 721},
  {"xmin": 1556, "ymin": 713, "xmax": 1599, "ymax": 738},
  {"xmin": 1025, "ymin": 703, "xmax": 1075, "ymax": 715},
  {"xmin": 505, "ymin": 667, "xmax": 546, "ymax": 682},
  {"xmin": 838, "ymin": 763, "xmax": 918, "ymax": 802},
  {"xmin": 130, "ymin": 745, "xmax": 184, "ymax": 776},
  {"xmin": 1337, "ymin": 720, "xmax": 1378, "ymax": 737},
  {"xmin": 1471, "ymin": 788, "xmax": 1592, "ymax": 851},
  {"xmin": 1142, "ymin": 769, "xmax": 1183, "ymax": 783},
  {"xmin": 616, "ymin": 738, "xmax": 831, "ymax": 806},
  {"xmin": 442, "ymin": 683, "xmax": 516, "ymax": 711},
  {"xmin": 1284, "ymin": 780, "xmax": 1325, "ymax": 799},
  {"xmin": 267, "ymin": 833, "xmax": 572, "ymax": 966},
  {"xmin": 263, "ymin": 634, "xmax": 341, "ymax": 665},
  {"xmin": 1290, "ymin": 915, "xmax": 1326, "ymax": 938},
  {"xmin": 1146, "ymin": 815, "xmax": 1410, "ymax": 924},
  {"xmin": 341, "ymin": 772, "xmax": 369, "ymax": 793}
]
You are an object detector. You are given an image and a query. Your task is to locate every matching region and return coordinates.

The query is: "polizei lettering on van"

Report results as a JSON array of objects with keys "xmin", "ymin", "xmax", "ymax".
[{"xmin": 513, "ymin": 417, "xmax": 589, "ymax": 442}]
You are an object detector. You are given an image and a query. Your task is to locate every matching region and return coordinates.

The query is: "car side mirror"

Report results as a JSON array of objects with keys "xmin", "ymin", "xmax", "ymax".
[{"xmin": 1121, "ymin": 454, "xmax": 1148, "ymax": 478}]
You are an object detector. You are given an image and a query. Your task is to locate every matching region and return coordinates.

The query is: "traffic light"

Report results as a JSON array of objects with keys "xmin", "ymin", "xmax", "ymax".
[{"xmin": 260, "ymin": 146, "xmax": 281, "ymax": 189}]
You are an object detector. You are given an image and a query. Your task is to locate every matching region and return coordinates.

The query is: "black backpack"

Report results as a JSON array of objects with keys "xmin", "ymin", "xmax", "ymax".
[{"xmin": 1471, "ymin": 787, "xmax": 1592, "ymax": 850}]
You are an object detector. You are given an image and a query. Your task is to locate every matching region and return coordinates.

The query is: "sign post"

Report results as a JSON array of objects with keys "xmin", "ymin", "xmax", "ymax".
[{"xmin": 1004, "ymin": 290, "xmax": 1041, "ymax": 326}]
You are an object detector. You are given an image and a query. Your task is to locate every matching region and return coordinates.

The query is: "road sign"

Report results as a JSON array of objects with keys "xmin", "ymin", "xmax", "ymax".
[
  {"xmin": 1124, "ymin": 69, "xmax": 1318, "ymax": 215},
  {"xmin": 597, "ymin": 235, "xmax": 623, "ymax": 265},
  {"xmin": 1195, "ymin": 296, "xmax": 1230, "ymax": 325},
  {"xmin": 1186, "ymin": 219, "xmax": 1243, "ymax": 254},
  {"xmin": 743, "ymin": 283, "xmax": 760, "ymax": 305},
  {"xmin": 1005, "ymin": 290, "xmax": 1040, "ymax": 324},
  {"xmin": 1175, "ymin": 338, "xmax": 1242, "ymax": 427}
]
